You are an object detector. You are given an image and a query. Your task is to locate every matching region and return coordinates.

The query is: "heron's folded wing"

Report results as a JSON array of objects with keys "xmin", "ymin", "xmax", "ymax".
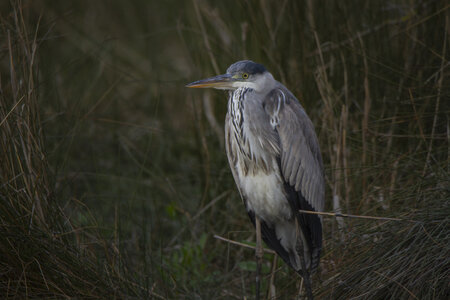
[
  {"xmin": 264, "ymin": 87, "xmax": 325, "ymax": 213},
  {"xmin": 264, "ymin": 87, "xmax": 325, "ymax": 271}
]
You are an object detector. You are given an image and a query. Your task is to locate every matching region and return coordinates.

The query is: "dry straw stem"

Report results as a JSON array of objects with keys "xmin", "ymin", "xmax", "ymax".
[
  {"xmin": 298, "ymin": 209, "xmax": 417, "ymax": 223},
  {"xmin": 0, "ymin": 95, "xmax": 25, "ymax": 127},
  {"xmin": 312, "ymin": 29, "xmax": 347, "ymax": 235},
  {"xmin": 358, "ymin": 32, "xmax": 371, "ymax": 209},
  {"xmin": 213, "ymin": 235, "xmax": 276, "ymax": 254},
  {"xmin": 192, "ymin": 0, "xmax": 224, "ymax": 143},
  {"xmin": 422, "ymin": 12, "xmax": 447, "ymax": 177},
  {"xmin": 167, "ymin": 191, "xmax": 230, "ymax": 247}
]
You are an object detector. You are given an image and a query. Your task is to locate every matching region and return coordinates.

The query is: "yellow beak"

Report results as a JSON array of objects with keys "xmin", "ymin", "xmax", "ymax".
[{"xmin": 186, "ymin": 74, "xmax": 234, "ymax": 89}]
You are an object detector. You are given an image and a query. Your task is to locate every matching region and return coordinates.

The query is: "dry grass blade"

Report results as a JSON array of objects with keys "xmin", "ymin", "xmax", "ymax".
[
  {"xmin": 298, "ymin": 210, "xmax": 411, "ymax": 222},
  {"xmin": 0, "ymin": 95, "xmax": 25, "ymax": 127},
  {"xmin": 213, "ymin": 235, "xmax": 276, "ymax": 254}
]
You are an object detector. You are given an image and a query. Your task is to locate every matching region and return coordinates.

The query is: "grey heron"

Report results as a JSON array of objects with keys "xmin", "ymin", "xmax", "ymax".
[{"xmin": 187, "ymin": 60, "xmax": 324, "ymax": 299}]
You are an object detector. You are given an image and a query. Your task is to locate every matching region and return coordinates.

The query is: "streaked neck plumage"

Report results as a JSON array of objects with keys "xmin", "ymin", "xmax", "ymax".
[{"xmin": 227, "ymin": 70, "xmax": 276, "ymax": 139}]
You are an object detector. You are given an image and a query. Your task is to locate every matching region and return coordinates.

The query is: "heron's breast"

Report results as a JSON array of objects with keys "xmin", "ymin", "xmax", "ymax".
[{"xmin": 237, "ymin": 166, "xmax": 292, "ymax": 223}]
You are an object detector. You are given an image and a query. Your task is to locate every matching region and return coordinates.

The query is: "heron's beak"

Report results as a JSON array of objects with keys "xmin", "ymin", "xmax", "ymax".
[{"xmin": 186, "ymin": 74, "xmax": 234, "ymax": 90}]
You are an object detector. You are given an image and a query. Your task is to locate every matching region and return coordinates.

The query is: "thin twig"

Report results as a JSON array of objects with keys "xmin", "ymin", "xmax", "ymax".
[
  {"xmin": 213, "ymin": 235, "xmax": 276, "ymax": 254},
  {"xmin": 96, "ymin": 118, "xmax": 162, "ymax": 133},
  {"xmin": 422, "ymin": 12, "xmax": 447, "ymax": 177},
  {"xmin": 0, "ymin": 95, "xmax": 25, "ymax": 127},
  {"xmin": 298, "ymin": 210, "xmax": 417, "ymax": 223},
  {"xmin": 191, "ymin": 0, "xmax": 224, "ymax": 143},
  {"xmin": 308, "ymin": 19, "xmax": 403, "ymax": 57},
  {"xmin": 167, "ymin": 192, "xmax": 229, "ymax": 247},
  {"xmin": 82, "ymin": 78, "xmax": 122, "ymax": 119},
  {"xmin": 358, "ymin": 32, "xmax": 371, "ymax": 209},
  {"xmin": 34, "ymin": 258, "xmax": 49, "ymax": 291},
  {"xmin": 193, "ymin": 191, "xmax": 230, "ymax": 220}
]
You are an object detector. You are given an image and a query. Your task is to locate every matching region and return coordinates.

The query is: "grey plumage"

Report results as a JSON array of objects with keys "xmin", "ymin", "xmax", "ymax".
[
  {"xmin": 227, "ymin": 60, "xmax": 267, "ymax": 75},
  {"xmin": 226, "ymin": 82, "xmax": 324, "ymax": 272},
  {"xmin": 187, "ymin": 60, "xmax": 324, "ymax": 291}
]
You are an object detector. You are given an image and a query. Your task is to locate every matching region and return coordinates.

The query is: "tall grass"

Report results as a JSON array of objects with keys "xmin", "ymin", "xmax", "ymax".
[
  {"xmin": 0, "ymin": 2, "xmax": 139, "ymax": 298},
  {"xmin": 1, "ymin": 0, "xmax": 449, "ymax": 298}
]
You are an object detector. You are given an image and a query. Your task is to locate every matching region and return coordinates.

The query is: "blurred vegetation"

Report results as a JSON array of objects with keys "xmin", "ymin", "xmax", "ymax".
[{"xmin": 0, "ymin": 0, "xmax": 449, "ymax": 298}]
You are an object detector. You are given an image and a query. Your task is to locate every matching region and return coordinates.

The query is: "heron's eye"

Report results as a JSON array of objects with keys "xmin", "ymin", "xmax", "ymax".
[{"xmin": 242, "ymin": 73, "xmax": 249, "ymax": 79}]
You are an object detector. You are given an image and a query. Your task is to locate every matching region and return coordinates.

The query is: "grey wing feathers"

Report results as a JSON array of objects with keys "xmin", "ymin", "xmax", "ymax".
[
  {"xmin": 264, "ymin": 85, "xmax": 325, "ymax": 213},
  {"xmin": 264, "ymin": 85, "xmax": 325, "ymax": 272}
]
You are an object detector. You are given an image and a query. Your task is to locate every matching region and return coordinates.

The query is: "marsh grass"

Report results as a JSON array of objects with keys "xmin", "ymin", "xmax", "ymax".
[
  {"xmin": 0, "ymin": 4, "xmax": 139, "ymax": 298},
  {"xmin": 1, "ymin": 0, "xmax": 449, "ymax": 298}
]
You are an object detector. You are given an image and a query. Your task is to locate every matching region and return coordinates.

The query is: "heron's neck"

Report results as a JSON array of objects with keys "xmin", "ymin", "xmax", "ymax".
[{"xmin": 228, "ymin": 88, "xmax": 251, "ymax": 138}]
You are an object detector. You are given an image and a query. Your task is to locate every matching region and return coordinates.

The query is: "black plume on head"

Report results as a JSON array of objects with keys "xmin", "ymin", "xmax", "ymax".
[{"xmin": 227, "ymin": 60, "xmax": 267, "ymax": 75}]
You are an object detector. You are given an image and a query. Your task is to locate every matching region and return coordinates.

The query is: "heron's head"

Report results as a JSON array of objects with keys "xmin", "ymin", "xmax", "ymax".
[{"xmin": 186, "ymin": 60, "xmax": 275, "ymax": 93}]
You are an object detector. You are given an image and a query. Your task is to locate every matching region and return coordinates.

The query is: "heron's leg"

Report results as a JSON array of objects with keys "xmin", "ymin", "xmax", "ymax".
[
  {"xmin": 255, "ymin": 216, "xmax": 263, "ymax": 300},
  {"xmin": 295, "ymin": 218, "xmax": 313, "ymax": 300},
  {"xmin": 297, "ymin": 277, "xmax": 304, "ymax": 300},
  {"xmin": 267, "ymin": 254, "xmax": 277, "ymax": 299}
]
